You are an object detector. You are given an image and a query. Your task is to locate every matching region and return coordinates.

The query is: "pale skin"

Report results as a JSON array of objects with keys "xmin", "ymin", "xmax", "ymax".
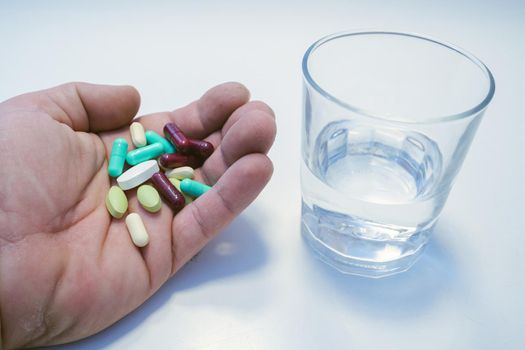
[{"xmin": 0, "ymin": 82, "xmax": 276, "ymax": 349}]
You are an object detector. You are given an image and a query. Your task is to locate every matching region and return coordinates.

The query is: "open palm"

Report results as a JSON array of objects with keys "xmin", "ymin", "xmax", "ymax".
[{"xmin": 0, "ymin": 82, "xmax": 276, "ymax": 349}]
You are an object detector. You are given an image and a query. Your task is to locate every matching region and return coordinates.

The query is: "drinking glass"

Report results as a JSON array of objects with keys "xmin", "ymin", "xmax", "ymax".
[{"xmin": 301, "ymin": 31, "xmax": 495, "ymax": 277}]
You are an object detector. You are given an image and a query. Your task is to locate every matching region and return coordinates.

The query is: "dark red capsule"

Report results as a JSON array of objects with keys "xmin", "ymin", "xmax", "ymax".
[
  {"xmin": 164, "ymin": 123, "xmax": 190, "ymax": 153},
  {"xmin": 188, "ymin": 139, "xmax": 214, "ymax": 159},
  {"xmin": 159, "ymin": 153, "xmax": 203, "ymax": 169},
  {"xmin": 151, "ymin": 172, "xmax": 185, "ymax": 213}
]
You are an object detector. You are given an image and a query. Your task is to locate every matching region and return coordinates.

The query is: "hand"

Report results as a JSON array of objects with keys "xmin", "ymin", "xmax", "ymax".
[{"xmin": 0, "ymin": 82, "xmax": 276, "ymax": 349}]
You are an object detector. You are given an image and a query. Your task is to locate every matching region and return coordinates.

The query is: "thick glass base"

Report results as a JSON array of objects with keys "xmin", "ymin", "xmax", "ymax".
[{"xmin": 301, "ymin": 202, "xmax": 432, "ymax": 278}]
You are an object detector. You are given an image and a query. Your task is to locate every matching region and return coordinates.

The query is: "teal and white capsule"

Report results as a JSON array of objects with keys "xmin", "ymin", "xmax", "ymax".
[
  {"xmin": 108, "ymin": 138, "xmax": 128, "ymax": 177},
  {"xmin": 180, "ymin": 178, "xmax": 211, "ymax": 197},
  {"xmin": 145, "ymin": 130, "xmax": 176, "ymax": 154},
  {"xmin": 126, "ymin": 142, "xmax": 164, "ymax": 166}
]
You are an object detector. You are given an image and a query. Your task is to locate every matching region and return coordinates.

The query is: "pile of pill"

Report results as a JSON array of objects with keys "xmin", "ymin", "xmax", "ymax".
[{"xmin": 105, "ymin": 121, "xmax": 213, "ymax": 247}]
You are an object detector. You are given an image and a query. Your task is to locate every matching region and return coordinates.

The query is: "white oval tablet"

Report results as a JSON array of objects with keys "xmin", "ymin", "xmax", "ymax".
[
  {"xmin": 165, "ymin": 166, "xmax": 194, "ymax": 180},
  {"xmin": 117, "ymin": 160, "xmax": 159, "ymax": 190},
  {"xmin": 125, "ymin": 213, "xmax": 149, "ymax": 247}
]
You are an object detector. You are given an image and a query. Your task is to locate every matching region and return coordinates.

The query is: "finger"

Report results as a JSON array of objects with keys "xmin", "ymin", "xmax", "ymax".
[
  {"xmin": 127, "ymin": 82, "xmax": 249, "ymax": 148},
  {"xmin": 3, "ymin": 82, "xmax": 141, "ymax": 132},
  {"xmin": 221, "ymin": 100, "xmax": 275, "ymax": 136},
  {"xmin": 198, "ymin": 107, "xmax": 276, "ymax": 184},
  {"xmin": 170, "ymin": 153, "xmax": 273, "ymax": 273},
  {"xmin": 169, "ymin": 81, "xmax": 250, "ymax": 138},
  {"xmin": 127, "ymin": 188, "xmax": 176, "ymax": 289}
]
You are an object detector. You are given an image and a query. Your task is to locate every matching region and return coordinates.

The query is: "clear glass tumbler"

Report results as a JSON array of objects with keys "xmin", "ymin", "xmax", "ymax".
[{"xmin": 301, "ymin": 31, "xmax": 495, "ymax": 277}]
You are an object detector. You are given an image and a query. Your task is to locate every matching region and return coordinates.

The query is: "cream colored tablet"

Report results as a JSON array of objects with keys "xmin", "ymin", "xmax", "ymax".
[
  {"xmin": 130, "ymin": 122, "xmax": 147, "ymax": 148},
  {"xmin": 125, "ymin": 213, "xmax": 149, "ymax": 247}
]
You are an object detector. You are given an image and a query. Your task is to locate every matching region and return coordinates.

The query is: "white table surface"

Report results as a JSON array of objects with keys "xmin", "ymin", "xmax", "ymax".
[{"xmin": 1, "ymin": 1, "xmax": 524, "ymax": 349}]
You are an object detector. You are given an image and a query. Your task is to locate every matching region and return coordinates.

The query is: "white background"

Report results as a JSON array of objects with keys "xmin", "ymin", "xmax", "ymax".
[{"xmin": 1, "ymin": 1, "xmax": 524, "ymax": 349}]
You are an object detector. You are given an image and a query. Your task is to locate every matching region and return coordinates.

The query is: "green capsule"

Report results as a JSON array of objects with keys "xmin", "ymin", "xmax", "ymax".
[
  {"xmin": 145, "ymin": 130, "xmax": 176, "ymax": 154},
  {"xmin": 180, "ymin": 178, "xmax": 211, "ymax": 197},
  {"xmin": 108, "ymin": 138, "xmax": 128, "ymax": 177},
  {"xmin": 126, "ymin": 142, "xmax": 164, "ymax": 166}
]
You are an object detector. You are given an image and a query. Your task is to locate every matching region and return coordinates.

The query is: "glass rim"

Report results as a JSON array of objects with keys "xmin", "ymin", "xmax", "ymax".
[{"xmin": 302, "ymin": 30, "xmax": 496, "ymax": 124}]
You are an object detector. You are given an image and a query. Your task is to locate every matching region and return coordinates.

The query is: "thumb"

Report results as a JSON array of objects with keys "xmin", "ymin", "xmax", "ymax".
[{"xmin": 3, "ymin": 82, "xmax": 141, "ymax": 132}]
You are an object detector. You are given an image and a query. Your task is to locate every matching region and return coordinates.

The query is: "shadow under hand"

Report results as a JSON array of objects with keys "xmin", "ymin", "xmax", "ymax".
[
  {"xmin": 173, "ymin": 214, "xmax": 269, "ymax": 291},
  {"xmin": 58, "ymin": 214, "xmax": 268, "ymax": 349},
  {"xmin": 302, "ymin": 224, "xmax": 461, "ymax": 319}
]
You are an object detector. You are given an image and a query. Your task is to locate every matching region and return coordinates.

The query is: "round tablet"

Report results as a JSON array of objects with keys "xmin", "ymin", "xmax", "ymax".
[
  {"xmin": 137, "ymin": 185, "xmax": 161, "ymax": 213},
  {"xmin": 117, "ymin": 160, "xmax": 160, "ymax": 190}
]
